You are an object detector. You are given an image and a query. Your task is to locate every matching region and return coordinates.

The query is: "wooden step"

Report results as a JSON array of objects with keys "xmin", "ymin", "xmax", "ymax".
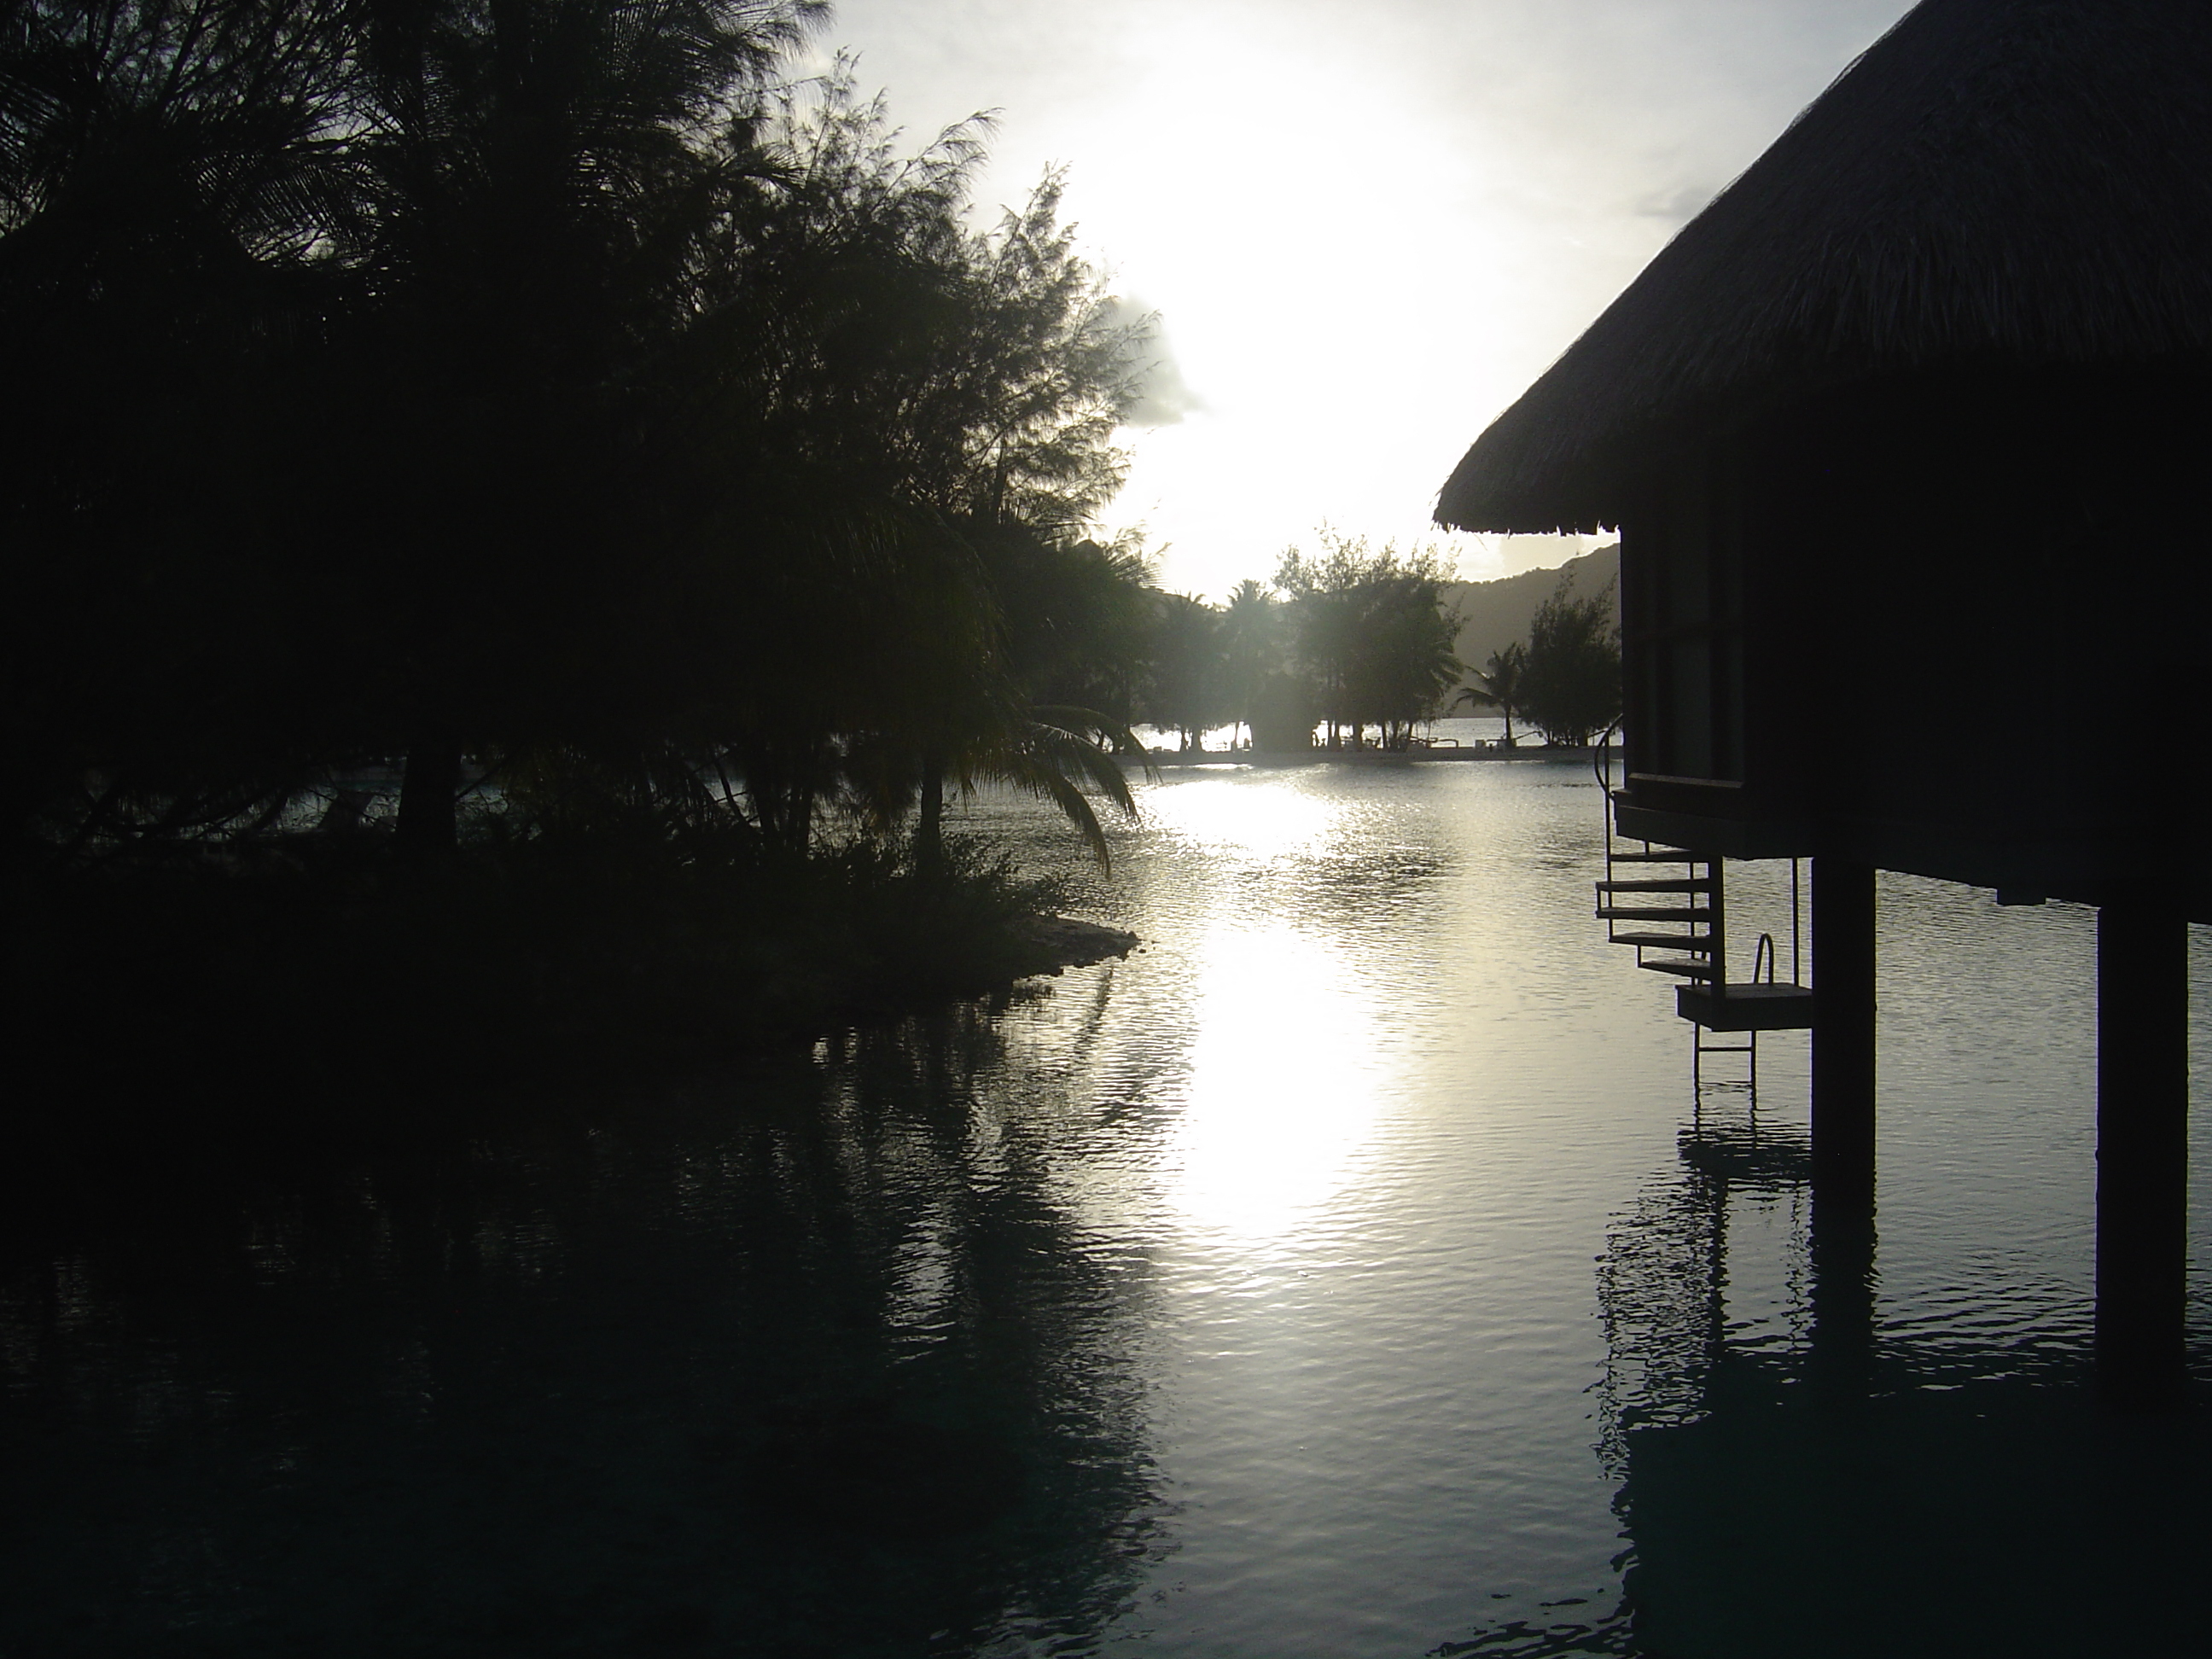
[
  {"xmin": 1597, "ymin": 905, "xmax": 1710, "ymax": 923},
  {"xmin": 1639, "ymin": 958, "xmax": 1718, "ymax": 979},
  {"xmin": 1607, "ymin": 849, "xmax": 1704, "ymax": 864},
  {"xmin": 1595, "ymin": 877, "xmax": 1714, "ymax": 894},
  {"xmin": 1606, "ymin": 932, "xmax": 1712, "ymax": 951}
]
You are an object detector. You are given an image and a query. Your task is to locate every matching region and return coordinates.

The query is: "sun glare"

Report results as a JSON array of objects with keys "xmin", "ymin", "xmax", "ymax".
[
  {"xmin": 1167, "ymin": 917, "xmax": 1391, "ymax": 1243},
  {"xmin": 1143, "ymin": 775, "xmax": 1336, "ymax": 864}
]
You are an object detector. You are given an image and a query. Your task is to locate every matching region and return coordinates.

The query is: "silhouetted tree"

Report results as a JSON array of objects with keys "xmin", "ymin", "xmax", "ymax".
[
  {"xmin": 1517, "ymin": 573, "xmax": 1621, "ymax": 746},
  {"xmin": 335, "ymin": 0, "xmax": 830, "ymax": 847},
  {"xmin": 1274, "ymin": 531, "xmax": 1461, "ymax": 749},
  {"xmin": 1141, "ymin": 592, "xmax": 1228, "ymax": 751},
  {"xmin": 1454, "ymin": 643, "xmax": 1528, "ymax": 745},
  {"xmin": 1218, "ymin": 579, "xmax": 1279, "ymax": 747},
  {"xmin": 692, "ymin": 79, "xmax": 1149, "ymax": 862},
  {"xmin": 1, "ymin": 4, "xmax": 1157, "ymax": 881},
  {"xmin": 0, "ymin": 0, "xmax": 366, "ymax": 855},
  {"xmin": 987, "ymin": 533, "xmax": 1153, "ymax": 721}
]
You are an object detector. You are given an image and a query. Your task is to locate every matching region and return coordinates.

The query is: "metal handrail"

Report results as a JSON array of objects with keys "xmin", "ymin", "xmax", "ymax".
[
  {"xmin": 1594, "ymin": 719, "xmax": 1621, "ymax": 873},
  {"xmin": 1592, "ymin": 719, "xmax": 1621, "ymax": 793}
]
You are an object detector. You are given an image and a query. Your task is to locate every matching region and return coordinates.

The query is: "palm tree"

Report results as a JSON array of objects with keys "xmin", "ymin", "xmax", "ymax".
[
  {"xmin": 1454, "ymin": 643, "xmax": 1528, "ymax": 746},
  {"xmin": 907, "ymin": 703, "xmax": 1149, "ymax": 875}
]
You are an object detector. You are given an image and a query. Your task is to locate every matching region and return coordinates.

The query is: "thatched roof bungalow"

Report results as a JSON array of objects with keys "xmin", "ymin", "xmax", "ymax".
[
  {"xmin": 1438, "ymin": 0, "xmax": 2207, "ymax": 1406},
  {"xmin": 1436, "ymin": 0, "xmax": 2212, "ymax": 911}
]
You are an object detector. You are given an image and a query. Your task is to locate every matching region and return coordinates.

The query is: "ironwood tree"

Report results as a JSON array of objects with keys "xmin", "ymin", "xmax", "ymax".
[
  {"xmin": 0, "ymin": 1, "xmax": 1155, "ymax": 870},
  {"xmin": 1140, "ymin": 592, "xmax": 1230, "ymax": 752},
  {"xmin": 1516, "ymin": 573, "xmax": 1621, "ymax": 746},
  {"xmin": 1273, "ymin": 532, "xmax": 1462, "ymax": 750}
]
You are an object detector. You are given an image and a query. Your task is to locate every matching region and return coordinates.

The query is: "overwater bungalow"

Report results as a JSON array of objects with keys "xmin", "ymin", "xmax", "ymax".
[{"xmin": 1435, "ymin": 0, "xmax": 2208, "ymax": 1406}]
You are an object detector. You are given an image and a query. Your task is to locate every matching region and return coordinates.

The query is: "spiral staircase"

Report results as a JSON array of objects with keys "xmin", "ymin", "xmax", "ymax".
[{"xmin": 1592, "ymin": 745, "xmax": 1813, "ymax": 1082}]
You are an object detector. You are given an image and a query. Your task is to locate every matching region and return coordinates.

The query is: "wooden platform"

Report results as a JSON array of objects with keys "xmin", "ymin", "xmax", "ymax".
[{"xmin": 1675, "ymin": 982, "xmax": 1816, "ymax": 1032}]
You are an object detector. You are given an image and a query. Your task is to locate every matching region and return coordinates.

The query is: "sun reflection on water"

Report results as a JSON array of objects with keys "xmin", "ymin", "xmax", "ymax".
[
  {"xmin": 1135, "ymin": 774, "xmax": 1395, "ymax": 1240},
  {"xmin": 1168, "ymin": 920, "xmax": 1388, "ymax": 1241},
  {"xmin": 1142, "ymin": 773, "xmax": 1336, "ymax": 862}
]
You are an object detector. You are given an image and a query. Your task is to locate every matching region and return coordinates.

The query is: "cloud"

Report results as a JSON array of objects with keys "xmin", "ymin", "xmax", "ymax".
[
  {"xmin": 1109, "ymin": 296, "xmax": 1204, "ymax": 428},
  {"xmin": 817, "ymin": 0, "xmax": 1918, "ymax": 598},
  {"xmin": 1634, "ymin": 182, "xmax": 1716, "ymax": 224}
]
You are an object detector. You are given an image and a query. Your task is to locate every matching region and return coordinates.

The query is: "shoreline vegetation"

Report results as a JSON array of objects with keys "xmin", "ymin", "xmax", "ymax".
[
  {"xmin": 4, "ymin": 0, "xmax": 1173, "ymax": 1141},
  {"xmin": 3, "ymin": 0, "xmax": 1599, "ymax": 1149},
  {"xmin": 8, "ymin": 830, "xmax": 1137, "ymax": 1149}
]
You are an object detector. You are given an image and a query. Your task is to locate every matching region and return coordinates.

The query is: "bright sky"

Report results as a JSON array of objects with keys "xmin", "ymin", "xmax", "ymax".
[{"xmin": 809, "ymin": 0, "xmax": 1914, "ymax": 599}]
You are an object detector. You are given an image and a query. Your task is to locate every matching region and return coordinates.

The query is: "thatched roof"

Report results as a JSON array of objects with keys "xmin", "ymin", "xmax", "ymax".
[{"xmin": 1435, "ymin": 0, "xmax": 2212, "ymax": 533}]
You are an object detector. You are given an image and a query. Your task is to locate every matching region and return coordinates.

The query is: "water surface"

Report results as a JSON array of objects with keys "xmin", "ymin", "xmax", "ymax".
[{"xmin": 5, "ymin": 754, "xmax": 2208, "ymax": 1656}]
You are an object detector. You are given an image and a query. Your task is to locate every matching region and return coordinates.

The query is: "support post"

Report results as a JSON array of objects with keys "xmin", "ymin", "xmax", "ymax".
[
  {"xmin": 2095, "ymin": 890, "xmax": 2188, "ymax": 1412},
  {"xmin": 1808, "ymin": 859, "xmax": 1878, "ymax": 1403},
  {"xmin": 1812, "ymin": 859, "xmax": 1877, "ymax": 1200}
]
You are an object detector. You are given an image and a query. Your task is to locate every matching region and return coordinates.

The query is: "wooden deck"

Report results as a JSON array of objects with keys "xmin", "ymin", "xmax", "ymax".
[{"xmin": 1675, "ymin": 982, "xmax": 1817, "ymax": 1033}]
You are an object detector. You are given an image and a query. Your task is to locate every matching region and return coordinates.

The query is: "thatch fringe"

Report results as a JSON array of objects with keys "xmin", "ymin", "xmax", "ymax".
[{"xmin": 1436, "ymin": 0, "xmax": 2212, "ymax": 533}]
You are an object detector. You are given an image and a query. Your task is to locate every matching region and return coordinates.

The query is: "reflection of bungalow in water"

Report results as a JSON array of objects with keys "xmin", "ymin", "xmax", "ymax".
[
  {"xmin": 1597, "ymin": 1105, "xmax": 2209, "ymax": 1658},
  {"xmin": 1436, "ymin": 0, "xmax": 2206, "ymax": 1406}
]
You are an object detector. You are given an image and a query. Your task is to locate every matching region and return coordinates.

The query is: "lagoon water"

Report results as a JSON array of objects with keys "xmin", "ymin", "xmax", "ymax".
[{"xmin": 6, "ymin": 735, "xmax": 2209, "ymax": 1656}]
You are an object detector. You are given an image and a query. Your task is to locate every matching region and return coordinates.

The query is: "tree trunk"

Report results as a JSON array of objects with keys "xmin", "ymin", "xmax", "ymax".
[
  {"xmin": 398, "ymin": 735, "xmax": 462, "ymax": 851},
  {"xmin": 917, "ymin": 754, "xmax": 945, "ymax": 876}
]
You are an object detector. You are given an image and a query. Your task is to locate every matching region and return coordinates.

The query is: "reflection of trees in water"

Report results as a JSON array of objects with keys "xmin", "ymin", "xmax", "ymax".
[
  {"xmin": 0, "ymin": 1013, "xmax": 1167, "ymax": 1656},
  {"xmin": 1592, "ymin": 1098, "xmax": 2211, "ymax": 1659},
  {"xmin": 1429, "ymin": 1614, "xmax": 1641, "ymax": 1658},
  {"xmin": 793, "ymin": 1009, "xmax": 1175, "ymax": 1651}
]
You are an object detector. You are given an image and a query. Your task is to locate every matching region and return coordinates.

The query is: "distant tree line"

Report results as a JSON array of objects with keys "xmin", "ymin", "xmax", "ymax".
[
  {"xmin": 1127, "ymin": 533, "xmax": 1624, "ymax": 755},
  {"xmin": 3, "ymin": 0, "xmax": 1162, "ymax": 870},
  {"xmin": 1131, "ymin": 531, "xmax": 1465, "ymax": 754},
  {"xmin": 1456, "ymin": 571, "xmax": 1622, "ymax": 748}
]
